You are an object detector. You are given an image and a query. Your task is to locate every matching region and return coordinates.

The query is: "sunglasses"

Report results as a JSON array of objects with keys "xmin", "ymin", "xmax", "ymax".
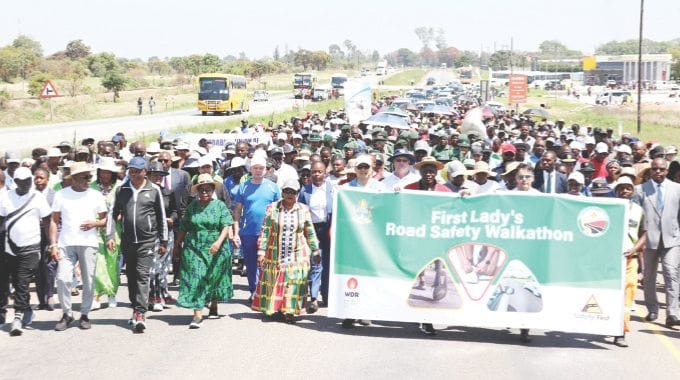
[
  {"xmin": 197, "ymin": 187, "xmax": 213, "ymax": 193},
  {"xmin": 517, "ymin": 175, "xmax": 533, "ymax": 180},
  {"xmin": 356, "ymin": 164, "xmax": 370, "ymax": 170},
  {"xmin": 282, "ymin": 188, "xmax": 298, "ymax": 195},
  {"xmin": 74, "ymin": 174, "xmax": 93, "ymax": 181}
]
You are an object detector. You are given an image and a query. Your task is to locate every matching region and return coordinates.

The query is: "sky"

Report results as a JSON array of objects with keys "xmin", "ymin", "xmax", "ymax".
[{"xmin": 2, "ymin": 0, "xmax": 679, "ymax": 60}]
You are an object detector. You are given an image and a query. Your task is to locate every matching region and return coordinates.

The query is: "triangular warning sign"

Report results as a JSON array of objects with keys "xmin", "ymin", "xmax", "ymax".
[
  {"xmin": 39, "ymin": 80, "xmax": 59, "ymax": 98},
  {"xmin": 581, "ymin": 295, "xmax": 603, "ymax": 314}
]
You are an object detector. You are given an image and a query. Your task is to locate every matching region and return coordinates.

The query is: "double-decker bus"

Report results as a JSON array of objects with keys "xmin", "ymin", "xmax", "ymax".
[
  {"xmin": 293, "ymin": 72, "xmax": 316, "ymax": 99},
  {"xmin": 197, "ymin": 73, "xmax": 249, "ymax": 115}
]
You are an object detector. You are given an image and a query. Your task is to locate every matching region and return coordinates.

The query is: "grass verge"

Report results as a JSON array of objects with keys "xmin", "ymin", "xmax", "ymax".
[{"xmin": 382, "ymin": 69, "xmax": 427, "ymax": 86}]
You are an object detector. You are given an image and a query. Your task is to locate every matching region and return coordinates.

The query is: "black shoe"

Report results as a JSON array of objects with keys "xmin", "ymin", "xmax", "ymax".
[
  {"xmin": 520, "ymin": 329, "xmax": 531, "ymax": 343},
  {"xmin": 208, "ymin": 304, "xmax": 219, "ymax": 319},
  {"xmin": 79, "ymin": 315, "xmax": 92, "ymax": 330},
  {"xmin": 55, "ymin": 314, "xmax": 74, "ymax": 331},
  {"xmin": 420, "ymin": 323, "xmax": 436, "ymax": 336},
  {"xmin": 645, "ymin": 312, "xmax": 658, "ymax": 322},
  {"xmin": 0, "ymin": 311, "xmax": 6, "ymax": 325},
  {"xmin": 665, "ymin": 315, "xmax": 680, "ymax": 328},
  {"xmin": 341, "ymin": 319, "xmax": 355, "ymax": 328},
  {"xmin": 614, "ymin": 335, "xmax": 628, "ymax": 347},
  {"xmin": 306, "ymin": 300, "xmax": 319, "ymax": 314}
]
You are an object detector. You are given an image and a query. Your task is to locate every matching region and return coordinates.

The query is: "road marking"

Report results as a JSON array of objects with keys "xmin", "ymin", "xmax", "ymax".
[{"xmin": 636, "ymin": 308, "xmax": 680, "ymax": 363}]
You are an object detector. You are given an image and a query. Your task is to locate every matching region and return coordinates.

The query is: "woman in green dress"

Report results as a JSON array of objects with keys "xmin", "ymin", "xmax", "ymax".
[
  {"xmin": 251, "ymin": 178, "xmax": 320, "ymax": 323},
  {"xmin": 91, "ymin": 157, "xmax": 122, "ymax": 309},
  {"xmin": 175, "ymin": 174, "xmax": 234, "ymax": 329}
]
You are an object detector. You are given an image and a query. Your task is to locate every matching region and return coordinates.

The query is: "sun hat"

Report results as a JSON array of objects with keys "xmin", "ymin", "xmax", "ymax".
[
  {"xmin": 472, "ymin": 161, "xmax": 494, "ymax": 176},
  {"xmin": 146, "ymin": 161, "xmax": 169, "ymax": 176},
  {"xmin": 69, "ymin": 161, "xmax": 95, "ymax": 176},
  {"xmin": 191, "ymin": 173, "xmax": 216, "ymax": 193},
  {"xmin": 446, "ymin": 160, "xmax": 469, "ymax": 178},
  {"xmin": 97, "ymin": 157, "xmax": 121, "ymax": 173},
  {"xmin": 414, "ymin": 156, "xmax": 444, "ymax": 170}
]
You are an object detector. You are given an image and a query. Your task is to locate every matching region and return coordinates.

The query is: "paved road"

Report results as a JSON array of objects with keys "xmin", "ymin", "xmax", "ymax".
[
  {"xmin": 2, "ymin": 273, "xmax": 679, "ymax": 379},
  {"xmin": 0, "ymin": 92, "xmax": 298, "ymax": 153}
]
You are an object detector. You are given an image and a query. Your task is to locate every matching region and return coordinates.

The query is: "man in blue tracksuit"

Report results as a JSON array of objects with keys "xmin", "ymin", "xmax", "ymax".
[{"xmin": 108, "ymin": 157, "xmax": 168, "ymax": 333}]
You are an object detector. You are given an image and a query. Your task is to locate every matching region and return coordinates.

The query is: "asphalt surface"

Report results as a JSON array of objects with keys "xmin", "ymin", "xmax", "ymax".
[{"xmin": 1, "ymin": 272, "xmax": 680, "ymax": 379}]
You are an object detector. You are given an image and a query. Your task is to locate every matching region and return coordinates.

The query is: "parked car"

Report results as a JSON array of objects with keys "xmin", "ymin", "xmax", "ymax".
[
  {"xmin": 426, "ymin": 77, "xmax": 436, "ymax": 85},
  {"xmin": 253, "ymin": 90, "xmax": 269, "ymax": 102},
  {"xmin": 595, "ymin": 91, "xmax": 632, "ymax": 105}
]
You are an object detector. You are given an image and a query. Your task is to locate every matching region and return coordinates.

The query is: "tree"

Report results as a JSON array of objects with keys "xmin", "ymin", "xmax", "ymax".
[
  {"xmin": 0, "ymin": 46, "xmax": 23, "ymax": 82},
  {"xmin": 101, "ymin": 70, "xmax": 127, "ymax": 102},
  {"xmin": 293, "ymin": 49, "xmax": 313, "ymax": 70},
  {"xmin": 310, "ymin": 51, "xmax": 331, "ymax": 70},
  {"xmin": 202, "ymin": 53, "xmax": 223, "ymax": 73},
  {"xmin": 65, "ymin": 39, "xmax": 91, "ymax": 60},
  {"xmin": 434, "ymin": 28, "xmax": 447, "ymax": 50},
  {"xmin": 371, "ymin": 50, "xmax": 380, "ymax": 62},
  {"xmin": 28, "ymin": 72, "xmax": 50, "ymax": 97},
  {"xmin": 489, "ymin": 50, "xmax": 512, "ymax": 70},
  {"xmin": 667, "ymin": 47, "xmax": 680, "ymax": 80},
  {"xmin": 390, "ymin": 48, "xmax": 419, "ymax": 67},
  {"xmin": 64, "ymin": 61, "xmax": 87, "ymax": 96},
  {"xmin": 455, "ymin": 50, "xmax": 478, "ymax": 68},
  {"xmin": 420, "ymin": 47, "xmax": 436, "ymax": 66},
  {"xmin": 538, "ymin": 40, "xmax": 583, "ymax": 58},
  {"xmin": 12, "ymin": 35, "xmax": 43, "ymax": 57},
  {"xmin": 87, "ymin": 52, "xmax": 120, "ymax": 77},
  {"xmin": 273, "ymin": 46, "xmax": 280, "ymax": 61},
  {"xmin": 414, "ymin": 27, "xmax": 434, "ymax": 49},
  {"xmin": 437, "ymin": 47, "xmax": 460, "ymax": 68}
]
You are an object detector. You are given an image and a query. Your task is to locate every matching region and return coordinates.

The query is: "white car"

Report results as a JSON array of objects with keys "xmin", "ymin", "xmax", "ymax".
[{"xmin": 253, "ymin": 90, "xmax": 269, "ymax": 102}]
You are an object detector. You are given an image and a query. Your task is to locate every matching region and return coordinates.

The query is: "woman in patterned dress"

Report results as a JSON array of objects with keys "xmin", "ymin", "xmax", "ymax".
[
  {"xmin": 251, "ymin": 178, "xmax": 320, "ymax": 323},
  {"xmin": 175, "ymin": 174, "xmax": 235, "ymax": 329}
]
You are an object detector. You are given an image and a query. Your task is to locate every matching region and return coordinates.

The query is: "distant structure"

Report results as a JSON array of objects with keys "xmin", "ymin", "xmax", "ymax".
[{"xmin": 583, "ymin": 54, "xmax": 673, "ymax": 86}]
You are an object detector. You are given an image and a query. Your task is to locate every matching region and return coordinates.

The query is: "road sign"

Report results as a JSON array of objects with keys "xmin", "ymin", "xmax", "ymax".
[
  {"xmin": 39, "ymin": 80, "xmax": 59, "ymax": 98},
  {"xmin": 508, "ymin": 74, "xmax": 527, "ymax": 105},
  {"xmin": 582, "ymin": 56, "xmax": 597, "ymax": 71}
]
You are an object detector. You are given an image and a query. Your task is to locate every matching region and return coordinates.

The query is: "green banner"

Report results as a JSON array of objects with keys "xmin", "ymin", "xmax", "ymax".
[{"xmin": 328, "ymin": 188, "xmax": 627, "ymax": 336}]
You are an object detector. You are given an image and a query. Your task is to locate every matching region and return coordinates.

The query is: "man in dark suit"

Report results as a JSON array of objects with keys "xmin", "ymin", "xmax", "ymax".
[
  {"xmin": 532, "ymin": 150, "xmax": 567, "ymax": 193},
  {"xmin": 158, "ymin": 151, "xmax": 190, "ymax": 288},
  {"xmin": 635, "ymin": 157, "xmax": 680, "ymax": 328}
]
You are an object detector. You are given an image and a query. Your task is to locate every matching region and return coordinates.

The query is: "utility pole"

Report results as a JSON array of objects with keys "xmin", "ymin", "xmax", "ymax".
[{"xmin": 636, "ymin": 0, "xmax": 644, "ymax": 134}]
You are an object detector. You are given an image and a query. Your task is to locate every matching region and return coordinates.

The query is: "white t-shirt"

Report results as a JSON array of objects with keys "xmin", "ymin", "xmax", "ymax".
[
  {"xmin": 0, "ymin": 189, "xmax": 52, "ymax": 255},
  {"xmin": 52, "ymin": 187, "xmax": 107, "ymax": 247},
  {"xmin": 382, "ymin": 170, "xmax": 421, "ymax": 191}
]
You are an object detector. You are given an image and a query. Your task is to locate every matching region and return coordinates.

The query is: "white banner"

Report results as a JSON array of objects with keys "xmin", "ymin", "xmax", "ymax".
[
  {"xmin": 344, "ymin": 81, "xmax": 372, "ymax": 125},
  {"xmin": 178, "ymin": 133, "xmax": 272, "ymax": 150}
]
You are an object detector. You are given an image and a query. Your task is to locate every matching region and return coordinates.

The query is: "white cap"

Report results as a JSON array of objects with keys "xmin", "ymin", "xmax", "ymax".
[
  {"xmin": 198, "ymin": 155, "xmax": 213, "ymax": 167},
  {"xmin": 595, "ymin": 142, "xmax": 609, "ymax": 154},
  {"xmin": 47, "ymin": 148, "xmax": 62, "ymax": 158},
  {"xmin": 277, "ymin": 132, "xmax": 287, "ymax": 140},
  {"xmin": 229, "ymin": 157, "xmax": 246, "ymax": 169},
  {"xmin": 354, "ymin": 154, "xmax": 373, "ymax": 167},
  {"xmin": 615, "ymin": 144, "xmax": 632, "ymax": 155},
  {"xmin": 569, "ymin": 141, "xmax": 583, "ymax": 150},
  {"xmin": 13, "ymin": 167, "xmax": 32, "ymax": 180},
  {"xmin": 567, "ymin": 171, "xmax": 585, "ymax": 185},
  {"xmin": 584, "ymin": 136, "xmax": 596, "ymax": 145},
  {"xmin": 250, "ymin": 156, "xmax": 267, "ymax": 168}
]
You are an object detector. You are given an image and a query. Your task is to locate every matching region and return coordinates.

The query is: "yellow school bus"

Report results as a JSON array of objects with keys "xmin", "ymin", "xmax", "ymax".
[{"xmin": 197, "ymin": 73, "xmax": 249, "ymax": 115}]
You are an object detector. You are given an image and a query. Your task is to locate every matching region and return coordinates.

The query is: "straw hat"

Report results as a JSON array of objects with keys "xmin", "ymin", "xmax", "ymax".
[
  {"xmin": 414, "ymin": 156, "xmax": 444, "ymax": 170},
  {"xmin": 191, "ymin": 173, "xmax": 216, "ymax": 193},
  {"xmin": 97, "ymin": 157, "xmax": 121, "ymax": 173},
  {"xmin": 69, "ymin": 162, "xmax": 94, "ymax": 176},
  {"xmin": 472, "ymin": 161, "xmax": 495, "ymax": 176}
]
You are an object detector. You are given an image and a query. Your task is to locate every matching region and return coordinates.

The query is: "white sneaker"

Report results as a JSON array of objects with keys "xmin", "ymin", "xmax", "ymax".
[
  {"xmin": 91, "ymin": 300, "xmax": 101, "ymax": 311},
  {"xmin": 108, "ymin": 296, "xmax": 117, "ymax": 308},
  {"xmin": 153, "ymin": 303, "xmax": 163, "ymax": 312}
]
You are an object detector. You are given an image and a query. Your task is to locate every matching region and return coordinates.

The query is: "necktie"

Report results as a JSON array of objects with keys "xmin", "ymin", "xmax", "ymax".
[
  {"xmin": 546, "ymin": 172, "xmax": 552, "ymax": 193},
  {"xmin": 657, "ymin": 183, "xmax": 663, "ymax": 212}
]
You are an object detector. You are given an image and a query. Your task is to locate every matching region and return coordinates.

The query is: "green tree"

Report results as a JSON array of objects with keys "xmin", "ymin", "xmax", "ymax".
[
  {"xmin": 668, "ymin": 47, "xmax": 680, "ymax": 80},
  {"xmin": 273, "ymin": 46, "xmax": 280, "ymax": 61},
  {"xmin": 455, "ymin": 50, "xmax": 478, "ymax": 68},
  {"xmin": 434, "ymin": 28, "xmax": 447, "ymax": 50},
  {"xmin": 28, "ymin": 72, "xmax": 50, "ymax": 97},
  {"xmin": 0, "ymin": 46, "xmax": 23, "ymax": 82},
  {"xmin": 293, "ymin": 49, "xmax": 313, "ymax": 70},
  {"xmin": 101, "ymin": 70, "xmax": 127, "ymax": 102},
  {"xmin": 437, "ymin": 47, "xmax": 460, "ymax": 68},
  {"xmin": 310, "ymin": 51, "xmax": 331, "ymax": 70},
  {"xmin": 87, "ymin": 52, "xmax": 120, "ymax": 77},
  {"xmin": 489, "ymin": 50, "xmax": 512, "ymax": 70},
  {"xmin": 65, "ymin": 39, "xmax": 91, "ymax": 60},
  {"xmin": 12, "ymin": 35, "xmax": 43, "ymax": 57},
  {"xmin": 202, "ymin": 53, "xmax": 223, "ymax": 73},
  {"xmin": 65, "ymin": 61, "xmax": 87, "ymax": 96}
]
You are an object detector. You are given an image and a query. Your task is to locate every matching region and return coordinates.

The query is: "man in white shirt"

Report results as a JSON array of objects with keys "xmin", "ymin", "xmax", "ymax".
[
  {"xmin": 382, "ymin": 149, "xmax": 420, "ymax": 191},
  {"xmin": 299, "ymin": 161, "xmax": 334, "ymax": 310},
  {"xmin": 472, "ymin": 161, "xmax": 500, "ymax": 194},
  {"xmin": 0, "ymin": 167, "xmax": 52, "ymax": 336},
  {"xmin": 49, "ymin": 162, "xmax": 108, "ymax": 331}
]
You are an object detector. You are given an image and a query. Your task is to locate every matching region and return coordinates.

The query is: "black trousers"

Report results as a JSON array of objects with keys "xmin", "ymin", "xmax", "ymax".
[
  {"xmin": 313, "ymin": 222, "xmax": 331, "ymax": 304},
  {"xmin": 122, "ymin": 241, "xmax": 155, "ymax": 314},
  {"xmin": 36, "ymin": 245, "xmax": 57, "ymax": 305},
  {"xmin": 4, "ymin": 250, "xmax": 40, "ymax": 312},
  {"xmin": 0, "ymin": 236, "xmax": 9, "ymax": 316}
]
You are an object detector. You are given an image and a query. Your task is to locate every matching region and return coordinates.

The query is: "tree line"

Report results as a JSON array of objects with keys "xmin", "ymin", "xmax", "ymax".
[{"xmin": 1, "ymin": 33, "xmax": 678, "ymax": 104}]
